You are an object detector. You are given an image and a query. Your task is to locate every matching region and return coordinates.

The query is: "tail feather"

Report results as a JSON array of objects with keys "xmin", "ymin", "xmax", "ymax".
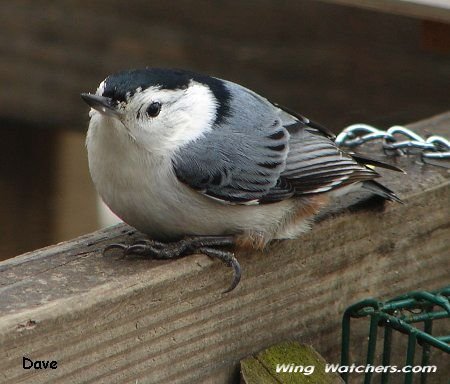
[
  {"xmin": 351, "ymin": 154, "xmax": 405, "ymax": 174},
  {"xmin": 362, "ymin": 180, "xmax": 404, "ymax": 203}
]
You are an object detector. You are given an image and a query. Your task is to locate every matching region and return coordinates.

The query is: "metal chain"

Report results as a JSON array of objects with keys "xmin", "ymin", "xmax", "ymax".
[{"xmin": 335, "ymin": 124, "xmax": 450, "ymax": 167}]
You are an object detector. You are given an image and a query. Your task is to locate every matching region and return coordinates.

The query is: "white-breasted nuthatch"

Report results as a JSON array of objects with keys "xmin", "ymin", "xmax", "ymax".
[{"xmin": 81, "ymin": 68, "xmax": 402, "ymax": 291}]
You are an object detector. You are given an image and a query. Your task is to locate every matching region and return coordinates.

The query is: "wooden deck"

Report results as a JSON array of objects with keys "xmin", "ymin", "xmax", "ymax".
[{"xmin": 1, "ymin": 113, "xmax": 449, "ymax": 383}]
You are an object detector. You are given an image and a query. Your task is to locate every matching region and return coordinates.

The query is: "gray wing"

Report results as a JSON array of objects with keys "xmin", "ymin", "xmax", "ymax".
[
  {"xmin": 173, "ymin": 80, "xmax": 387, "ymax": 205},
  {"xmin": 282, "ymin": 123, "xmax": 378, "ymax": 195},
  {"xmin": 280, "ymin": 124, "xmax": 402, "ymax": 202},
  {"xmin": 173, "ymin": 81, "xmax": 292, "ymax": 204}
]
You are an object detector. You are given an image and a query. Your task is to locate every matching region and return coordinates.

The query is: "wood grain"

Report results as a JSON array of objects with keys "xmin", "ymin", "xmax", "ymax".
[{"xmin": 0, "ymin": 113, "xmax": 449, "ymax": 383}]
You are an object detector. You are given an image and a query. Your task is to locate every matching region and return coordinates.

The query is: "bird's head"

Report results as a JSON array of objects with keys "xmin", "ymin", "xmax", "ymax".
[{"xmin": 81, "ymin": 68, "xmax": 230, "ymax": 154}]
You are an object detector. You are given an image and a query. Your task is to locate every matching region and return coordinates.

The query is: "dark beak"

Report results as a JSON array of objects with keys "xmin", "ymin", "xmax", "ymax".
[{"xmin": 81, "ymin": 93, "xmax": 120, "ymax": 117}]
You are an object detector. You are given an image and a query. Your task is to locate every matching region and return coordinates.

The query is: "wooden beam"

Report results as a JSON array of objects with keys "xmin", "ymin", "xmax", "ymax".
[{"xmin": 1, "ymin": 113, "xmax": 449, "ymax": 383}]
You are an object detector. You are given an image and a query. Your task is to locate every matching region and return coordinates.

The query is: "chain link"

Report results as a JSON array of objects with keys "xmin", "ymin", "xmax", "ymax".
[{"xmin": 335, "ymin": 124, "xmax": 450, "ymax": 167}]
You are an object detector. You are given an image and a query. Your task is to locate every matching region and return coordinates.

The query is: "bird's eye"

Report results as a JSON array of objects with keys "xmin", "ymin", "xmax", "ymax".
[{"xmin": 146, "ymin": 102, "xmax": 161, "ymax": 117}]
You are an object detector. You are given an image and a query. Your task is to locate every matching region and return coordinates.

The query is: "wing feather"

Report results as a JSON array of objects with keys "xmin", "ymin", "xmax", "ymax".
[
  {"xmin": 173, "ymin": 79, "xmax": 397, "ymax": 205},
  {"xmin": 278, "ymin": 123, "xmax": 380, "ymax": 195},
  {"xmin": 173, "ymin": 81, "xmax": 290, "ymax": 204}
]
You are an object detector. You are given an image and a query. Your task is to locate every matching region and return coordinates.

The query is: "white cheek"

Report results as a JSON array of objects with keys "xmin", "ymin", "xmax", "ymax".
[
  {"xmin": 171, "ymin": 82, "xmax": 217, "ymax": 143},
  {"xmin": 130, "ymin": 82, "xmax": 218, "ymax": 154}
]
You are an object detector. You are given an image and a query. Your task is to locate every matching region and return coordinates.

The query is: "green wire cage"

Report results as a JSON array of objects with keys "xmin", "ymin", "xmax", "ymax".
[{"xmin": 341, "ymin": 286, "xmax": 450, "ymax": 384}]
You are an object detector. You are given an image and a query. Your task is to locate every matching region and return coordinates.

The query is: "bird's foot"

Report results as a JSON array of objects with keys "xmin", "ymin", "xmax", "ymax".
[{"xmin": 104, "ymin": 236, "xmax": 240, "ymax": 293}]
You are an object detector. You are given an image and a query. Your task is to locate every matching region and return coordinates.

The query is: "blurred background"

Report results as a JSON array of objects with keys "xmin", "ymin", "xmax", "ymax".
[{"xmin": 1, "ymin": 0, "xmax": 449, "ymax": 260}]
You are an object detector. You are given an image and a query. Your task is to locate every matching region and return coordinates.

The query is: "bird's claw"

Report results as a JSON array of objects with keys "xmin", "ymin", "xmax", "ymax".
[
  {"xmin": 197, "ymin": 247, "xmax": 241, "ymax": 293},
  {"xmin": 223, "ymin": 254, "xmax": 241, "ymax": 293},
  {"xmin": 102, "ymin": 236, "xmax": 240, "ymax": 292}
]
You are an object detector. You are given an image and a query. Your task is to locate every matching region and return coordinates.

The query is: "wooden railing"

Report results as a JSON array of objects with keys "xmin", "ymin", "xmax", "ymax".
[{"xmin": 1, "ymin": 113, "xmax": 449, "ymax": 383}]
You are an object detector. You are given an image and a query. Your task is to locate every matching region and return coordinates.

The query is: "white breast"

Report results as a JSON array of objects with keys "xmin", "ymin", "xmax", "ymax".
[{"xmin": 86, "ymin": 113, "xmax": 295, "ymax": 241}]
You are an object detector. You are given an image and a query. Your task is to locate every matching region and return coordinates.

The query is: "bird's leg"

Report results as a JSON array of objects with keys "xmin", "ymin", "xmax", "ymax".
[{"xmin": 104, "ymin": 236, "xmax": 240, "ymax": 292}]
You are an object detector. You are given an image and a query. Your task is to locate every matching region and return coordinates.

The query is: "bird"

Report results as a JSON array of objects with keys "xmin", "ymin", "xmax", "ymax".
[{"xmin": 81, "ymin": 68, "xmax": 402, "ymax": 292}]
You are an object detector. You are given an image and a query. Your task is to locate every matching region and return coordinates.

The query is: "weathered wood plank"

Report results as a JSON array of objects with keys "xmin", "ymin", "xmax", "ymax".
[{"xmin": 0, "ymin": 113, "xmax": 449, "ymax": 383}]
